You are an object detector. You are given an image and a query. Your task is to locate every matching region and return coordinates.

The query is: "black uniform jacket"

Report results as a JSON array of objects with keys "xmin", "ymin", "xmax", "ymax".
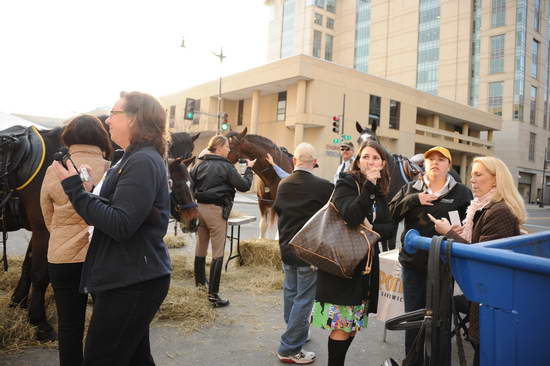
[{"xmin": 191, "ymin": 154, "xmax": 253, "ymax": 206}]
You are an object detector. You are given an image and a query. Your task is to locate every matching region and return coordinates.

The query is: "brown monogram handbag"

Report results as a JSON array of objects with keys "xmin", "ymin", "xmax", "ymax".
[{"xmin": 288, "ymin": 181, "xmax": 381, "ymax": 279}]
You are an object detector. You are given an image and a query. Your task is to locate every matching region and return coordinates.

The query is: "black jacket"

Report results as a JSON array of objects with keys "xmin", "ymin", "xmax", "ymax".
[
  {"xmin": 62, "ymin": 145, "xmax": 171, "ymax": 293},
  {"xmin": 389, "ymin": 175, "xmax": 472, "ymax": 272},
  {"xmin": 316, "ymin": 173, "xmax": 394, "ymax": 311},
  {"xmin": 273, "ymin": 170, "xmax": 334, "ymax": 267},
  {"xmin": 191, "ymin": 154, "xmax": 253, "ymax": 205}
]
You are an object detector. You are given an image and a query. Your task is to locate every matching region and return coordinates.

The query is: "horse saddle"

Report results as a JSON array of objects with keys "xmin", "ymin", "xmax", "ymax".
[{"xmin": 0, "ymin": 125, "xmax": 46, "ymax": 190}]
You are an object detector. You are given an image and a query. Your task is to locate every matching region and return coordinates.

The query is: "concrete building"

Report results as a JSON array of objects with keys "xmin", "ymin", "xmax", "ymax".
[
  {"xmin": 160, "ymin": 55, "xmax": 500, "ymax": 183},
  {"xmin": 265, "ymin": 0, "xmax": 550, "ymax": 203}
]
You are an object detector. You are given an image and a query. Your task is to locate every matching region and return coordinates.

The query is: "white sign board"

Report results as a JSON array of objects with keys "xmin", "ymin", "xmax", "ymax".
[{"xmin": 374, "ymin": 249, "xmax": 405, "ymax": 321}]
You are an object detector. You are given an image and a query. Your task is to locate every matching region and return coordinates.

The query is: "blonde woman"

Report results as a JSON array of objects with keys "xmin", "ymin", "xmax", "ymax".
[
  {"xmin": 429, "ymin": 156, "xmax": 526, "ymax": 366},
  {"xmin": 190, "ymin": 135, "xmax": 256, "ymax": 306}
]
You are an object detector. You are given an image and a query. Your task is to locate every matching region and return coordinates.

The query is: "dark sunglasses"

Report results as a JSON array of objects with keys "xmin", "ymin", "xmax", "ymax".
[{"xmin": 340, "ymin": 146, "xmax": 351, "ymax": 151}]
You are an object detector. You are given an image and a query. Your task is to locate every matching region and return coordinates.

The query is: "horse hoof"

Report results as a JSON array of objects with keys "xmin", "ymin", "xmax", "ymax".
[
  {"xmin": 36, "ymin": 323, "xmax": 57, "ymax": 342},
  {"xmin": 36, "ymin": 327, "xmax": 57, "ymax": 343}
]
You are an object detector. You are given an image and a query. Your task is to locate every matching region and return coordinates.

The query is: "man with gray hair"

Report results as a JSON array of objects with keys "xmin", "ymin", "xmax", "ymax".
[{"xmin": 273, "ymin": 143, "xmax": 334, "ymax": 364}]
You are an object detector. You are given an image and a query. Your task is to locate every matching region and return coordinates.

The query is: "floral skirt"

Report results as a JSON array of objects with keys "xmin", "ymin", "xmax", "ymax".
[{"xmin": 310, "ymin": 301, "xmax": 368, "ymax": 333}]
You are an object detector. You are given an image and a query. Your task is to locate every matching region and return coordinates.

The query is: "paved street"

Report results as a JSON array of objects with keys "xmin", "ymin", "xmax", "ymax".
[{"xmin": 0, "ymin": 194, "xmax": 548, "ymax": 365}]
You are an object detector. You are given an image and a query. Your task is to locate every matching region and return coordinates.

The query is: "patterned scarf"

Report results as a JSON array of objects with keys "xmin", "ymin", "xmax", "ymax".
[{"xmin": 462, "ymin": 188, "xmax": 497, "ymax": 242}]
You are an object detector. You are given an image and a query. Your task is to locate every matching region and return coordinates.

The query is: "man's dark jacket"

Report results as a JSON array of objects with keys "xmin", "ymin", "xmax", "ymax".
[
  {"xmin": 389, "ymin": 175, "xmax": 473, "ymax": 272},
  {"xmin": 191, "ymin": 154, "xmax": 253, "ymax": 206},
  {"xmin": 62, "ymin": 145, "xmax": 171, "ymax": 293},
  {"xmin": 273, "ymin": 170, "xmax": 334, "ymax": 267}
]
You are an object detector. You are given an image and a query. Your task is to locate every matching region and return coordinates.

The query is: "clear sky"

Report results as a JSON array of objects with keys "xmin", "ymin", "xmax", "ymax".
[{"xmin": 0, "ymin": 0, "xmax": 269, "ymax": 118}]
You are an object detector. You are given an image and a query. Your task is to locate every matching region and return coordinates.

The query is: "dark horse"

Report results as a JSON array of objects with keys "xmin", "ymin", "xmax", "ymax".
[
  {"xmin": 356, "ymin": 122, "xmax": 421, "ymax": 251},
  {"xmin": 2, "ymin": 125, "xmax": 198, "ymax": 341},
  {"xmin": 225, "ymin": 127, "xmax": 294, "ymax": 239}
]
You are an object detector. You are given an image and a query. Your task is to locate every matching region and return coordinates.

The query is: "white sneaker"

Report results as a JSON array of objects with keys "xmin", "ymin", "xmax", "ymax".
[{"xmin": 277, "ymin": 350, "xmax": 316, "ymax": 364}]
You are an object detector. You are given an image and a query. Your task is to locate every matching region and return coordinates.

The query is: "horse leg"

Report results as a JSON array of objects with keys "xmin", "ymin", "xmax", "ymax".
[
  {"xmin": 10, "ymin": 242, "xmax": 33, "ymax": 308},
  {"xmin": 258, "ymin": 211, "xmax": 268, "ymax": 239},
  {"xmin": 28, "ymin": 229, "xmax": 56, "ymax": 342},
  {"xmin": 267, "ymin": 208, "xmax": 279, "ymax": 240}
]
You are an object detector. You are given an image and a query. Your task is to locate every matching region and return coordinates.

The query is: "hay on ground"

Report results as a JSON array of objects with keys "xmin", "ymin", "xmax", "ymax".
[
  {"xmin": 0, "ymin": 258, "xmax": 24, "ymax": 293},
  {"xmin": 0, "ymin": 285, "xmax": 58, "ymax": 355},
  {"xmin": 239, "ymin": 239, "xmax": 281, "ymax": 270},
  {"xmin": 225, "ymin": 265, "xmax": 283, "ymax": 293},
  {"xmin": 169, "ymin": 255, "xmax": 194, "ymax": 282},
  {"xmin": 154, "ymin": 285, "xmax": 216, "ymax": 333},
  {"xmin": 164, "ymin": 234, "xmax": 188, "ymax": 249}
]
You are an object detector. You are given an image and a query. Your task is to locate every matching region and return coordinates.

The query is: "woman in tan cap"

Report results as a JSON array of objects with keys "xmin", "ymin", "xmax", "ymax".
[{"xmin": 388, "ymin": 146, "xmax": 473, "ymax": 365}]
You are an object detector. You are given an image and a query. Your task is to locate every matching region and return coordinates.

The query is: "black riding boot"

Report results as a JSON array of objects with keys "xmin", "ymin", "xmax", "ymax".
[
  {"xmin": 208, "ymin": 257, "xmax": 229, "ymax": 307},
  {"xmin": 194, "ymin": 256, "xmax": 208, "ymax": 287}
]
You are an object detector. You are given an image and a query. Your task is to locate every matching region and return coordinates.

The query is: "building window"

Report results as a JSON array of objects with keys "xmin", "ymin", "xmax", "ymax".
[
  {"xmin": 325, "ymin": 34, "xmax": 334, "ymax": 61},
  {"xmin": 513, "ymin": 0, "xmax": 528, "ymax": 121},
  {"xmin": 529, "ymin": 132, "xmax": 536, "ymax": 161},
  {"xmin": 488, "ymin": 81, "xmax": 504, "ymax": 116},
  {"xmin": 313, "ymin": 30, "xmax": 322, "ymax": 58},
  {"xmin": 327, "ymin": 17, "xmax": 335, "ymax": 29},
  {"xmin": 169, "ymin": 105, "xmax": 176, "ymax": 128},
  {"xmin": 280, "ymin": 0, "xmax": 296, "ymax": 58},
  {"xmin": 491, "ymin": 0, "xmax": 505, "ymax": 28},
  {"xmin": 314, "ymin": 13, "xmax": 323, "ymax": 25},
  {"xmin": 237, "ymin": 100, "xmax": 244, "ymax": 126},
  {"xmin": 531, "ymin": 86, "xmax": 538, "ymax": 125},
  {"xmin": 315, "ymin": 0, "xmax": 325, "ymax": 9},
  {"xmin": 416, "ymin": 0, "xmax": 441, "ymax": 95},
  {"xmin": 389, "ymin": 100, "xmax": 401, "ymax": 130},
  {"xmin": 277, "ymin": 92, "xmax": 287, "ymax": 121},
  {"xmin": 369, "ymin": 95, "xmax": 381, "ymax": 128},
  {"xmin": 531, "ymin": 39, "xmax": 539, "ymax": 79},
  {"xmin": 354, "ymin": 0, "xmax": 372, "ymax": 73},
  {"xmin": 534, "ymin": 0, "xmax": 541, "ymax": 32},
  {"xmin": 469, "ymin": 0, "xmax": 481, "ymax": 107},
  {"xmin": 327, "ymin": 0, "xmax": 336, "ymax": 13},
  {"xmin": 490, "ymin": 35, "xmax": 505, "ymax": 74}
]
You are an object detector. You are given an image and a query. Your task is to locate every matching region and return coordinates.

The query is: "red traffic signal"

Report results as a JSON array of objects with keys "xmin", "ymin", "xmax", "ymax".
[{"xmin": 332, "ymin": 115, "xmax": 340, "ymax": 134}]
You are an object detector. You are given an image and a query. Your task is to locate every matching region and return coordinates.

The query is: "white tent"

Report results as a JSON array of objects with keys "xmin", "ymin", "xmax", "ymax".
[{"xmin": 0, "ymin": 111, "xmax": 48, "ymax": 130}]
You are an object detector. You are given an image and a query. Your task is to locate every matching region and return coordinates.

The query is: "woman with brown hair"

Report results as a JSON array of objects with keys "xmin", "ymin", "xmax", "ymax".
[
  {"xmin": 311, "ymin": 140, "xmax": 395, "ymax": 366},
  {"xmin": 191, "ymin": 135, "xmax": 256, "ymax": 307},
  {"xmin": 41, "ymin": 114, "xmax": 112, "ymax": 366},
  {"xmin": 52, "ymin": 91, "xmax": 172, "ymax": 366}
]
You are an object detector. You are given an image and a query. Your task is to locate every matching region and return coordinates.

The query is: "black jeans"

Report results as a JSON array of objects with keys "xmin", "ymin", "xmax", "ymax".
[
  {"xmin": 83, "ymin": 275, "xmax": 170, "ymax": 366},
  {"xmin": 48, "ymin": 262, "xmax": 88, "ymax": 366},
  {"xmin": 402, "ymin": 266, "xmax": 427, "ymax": 366}
]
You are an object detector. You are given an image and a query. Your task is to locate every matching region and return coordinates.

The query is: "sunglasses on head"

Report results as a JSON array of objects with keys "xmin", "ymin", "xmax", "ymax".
[{"xmin": 340, "ymin": 146, "xmax": 350, "ymax": 151}]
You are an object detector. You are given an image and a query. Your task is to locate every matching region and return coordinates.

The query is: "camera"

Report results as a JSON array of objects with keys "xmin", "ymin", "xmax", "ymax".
[
  {"xmin": 53, "ymin": 148, "xmax": 90, "ymax": 182},
  {"xmin": 53, "ymin": 148, "xmax": 71, "ymax": 169}
]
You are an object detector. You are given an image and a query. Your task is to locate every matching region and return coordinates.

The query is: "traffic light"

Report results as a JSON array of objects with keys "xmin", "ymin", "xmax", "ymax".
[
  {"xmin": 332, "ymin": 115, "xmax": 341, "ymax": 134},
  {"xmin": 184, "ymin": 98, "xmax": 196, "ymax": 120},
  {"xmin": 221, "ymin": 112, "xmax": 230, "ymax": 131}
]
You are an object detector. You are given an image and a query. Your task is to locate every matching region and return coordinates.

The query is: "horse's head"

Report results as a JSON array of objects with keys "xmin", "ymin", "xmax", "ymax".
[
  {"xmin": 168, "ymin": 156, "xmax": 199, "ymax": 233},
  {"xmin": 225, "ymin": 127, "xmax": 247, "ymax": 164},
  {"xmin": 356, "ymin": 121, "xmax": 379, "ymax": 146},
  {"xmin": 169, "ymin": 132, "xmax": 200, "ymax": 160}
]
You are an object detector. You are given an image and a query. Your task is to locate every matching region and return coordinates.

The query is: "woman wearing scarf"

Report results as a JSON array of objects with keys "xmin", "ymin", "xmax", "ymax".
[{"xmin": 429, "ymin": 156, "xmax": 526, "ymax": 366}]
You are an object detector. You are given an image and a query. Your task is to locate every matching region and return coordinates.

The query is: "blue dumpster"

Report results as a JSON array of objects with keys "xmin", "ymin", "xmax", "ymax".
[{"xmin": 404, "ymin": 229, "xmax": 550, "ymax": 366}]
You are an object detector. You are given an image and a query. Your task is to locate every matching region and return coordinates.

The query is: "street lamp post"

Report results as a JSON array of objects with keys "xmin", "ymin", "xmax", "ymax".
[
  {"xmin": 180, "ymin": 37, "xmax": 226, "ymax": 132},
  {"xmin": 212, "ymin": 48, "xmax": 226, "ymax": 132}
]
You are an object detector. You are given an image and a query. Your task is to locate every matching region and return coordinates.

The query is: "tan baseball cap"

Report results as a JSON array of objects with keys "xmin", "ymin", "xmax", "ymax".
[{"xmin": 424, "ymin": 146, "xmax": 452, "ymax": 164}]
